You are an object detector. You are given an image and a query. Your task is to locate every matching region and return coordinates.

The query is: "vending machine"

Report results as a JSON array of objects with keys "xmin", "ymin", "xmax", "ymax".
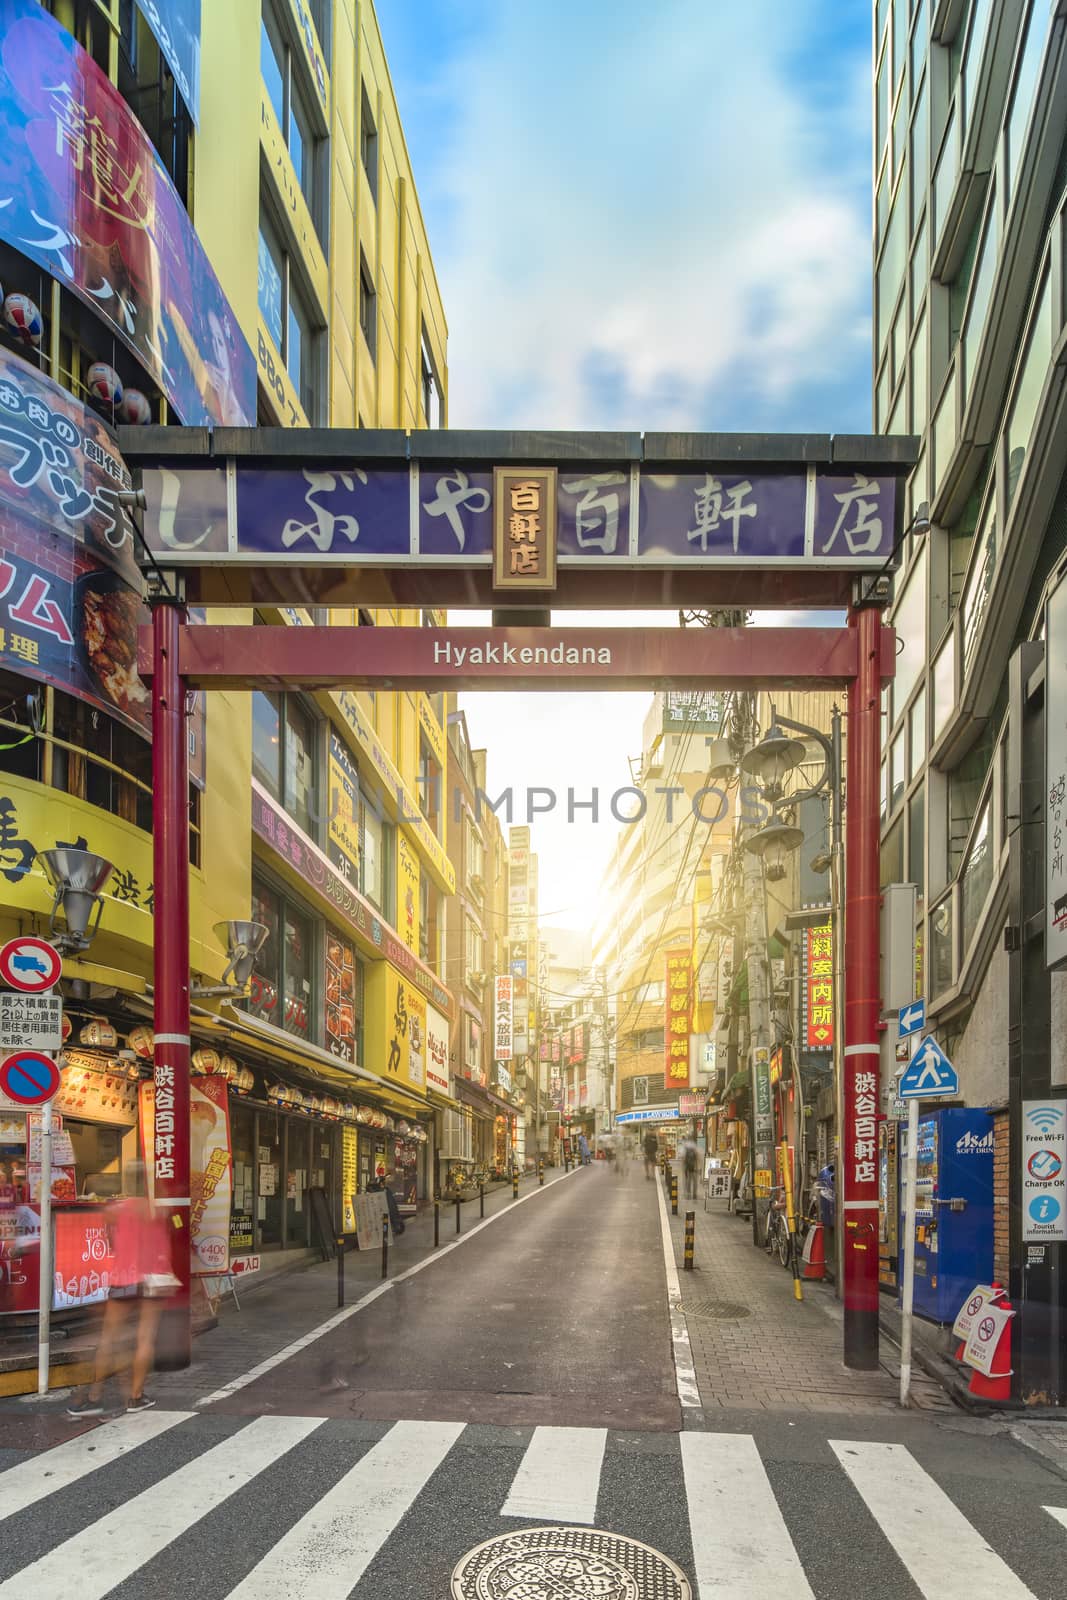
[{"xmin": 898, "ymin": 1107, "xmax": 994, "ymax": 1323}]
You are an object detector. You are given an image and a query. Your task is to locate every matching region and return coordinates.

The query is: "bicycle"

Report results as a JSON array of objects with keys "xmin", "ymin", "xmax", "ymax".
[{"xmin": 763, "ymin": 1186, "xmax": 793, "ymax": 1270}]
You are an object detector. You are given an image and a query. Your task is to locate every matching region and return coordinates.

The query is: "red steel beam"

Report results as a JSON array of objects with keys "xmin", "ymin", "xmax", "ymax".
[{"xmin": 139, "ymin": 625, "xmax": 896, "ymax": 691}]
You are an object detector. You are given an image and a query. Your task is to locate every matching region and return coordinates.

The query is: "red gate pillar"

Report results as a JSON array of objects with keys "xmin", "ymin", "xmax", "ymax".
[
  {"xmin": 150, "ymin": 593, "xmax": 191, "ymax": 1366},
  {"xmin": 843, "ymin": 601, "xmax": 883, "ymax": 1368}
]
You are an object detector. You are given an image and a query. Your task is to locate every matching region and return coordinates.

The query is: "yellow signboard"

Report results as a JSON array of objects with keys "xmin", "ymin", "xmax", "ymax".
[
  {"xmin": 754, "ymin": 1169, "xmax": 773, "ymax": 1199},
  {"xmin": 397, "ymin": 832, "xmax": 420, "ymax": 954},
  {"xmin": 365, "ymin": 963, "xmax": 427, "ymax": 1097}
]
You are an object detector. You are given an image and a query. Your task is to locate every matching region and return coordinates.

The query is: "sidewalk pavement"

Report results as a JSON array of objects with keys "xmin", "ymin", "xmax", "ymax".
[{"xmin": 660, "ymin": 1175, "xmax": 953, "ymax": 1415}]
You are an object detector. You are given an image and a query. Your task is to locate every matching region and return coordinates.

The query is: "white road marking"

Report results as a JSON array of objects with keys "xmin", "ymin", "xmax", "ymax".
[
  {"xmin": 501, "ymin": 1425, "xmax": 607, "ymax": 1525},
  {"xmin": 655, "ymin": 1168, "xmax": 700, "ymax": 1407},
  {"xmin": 227, "ymin": 1420, "xmax": 464, "ymax": 1598},
  {"xmin": 197, "ymin": 1167, "xmax": 581, "ymax": 1406},
  {"xmin": 1044, "ymin": 1505, "xmax": 1067, "ymax": 1533},
  {"xmin": 0, "ymin": 1410, "xmax": 192, "ymax": 1523},
  {"xmin": 830, "ymin": 1440, "xmax": 1038, "ymax": 1599},
  {"xmin": 0, "ymin": 1415, "xmax": 321, "ymax": 1600},
  {"xmin": 681, "ymin": 1431, "xmax": 815, "ymax": 1597}
]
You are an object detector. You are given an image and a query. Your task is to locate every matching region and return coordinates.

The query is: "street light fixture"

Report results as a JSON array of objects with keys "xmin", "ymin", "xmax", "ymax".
[
  {"xmin": 191, "ymin": 920, "xmax": 270, "ymax": 998},
  {"xmin": 742, "ymin": 817, "xmax": 805, "ymax": 882},
  {"xmin": 738, "ymin": 723, "xmax": 806, "ymax": 801},
  {"xmin": 36, "ymin": 848, "xmax": 114, "ymax": 953}
]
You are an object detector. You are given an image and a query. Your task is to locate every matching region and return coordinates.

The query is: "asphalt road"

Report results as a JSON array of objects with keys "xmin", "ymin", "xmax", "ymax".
[{"xmin": 1, "ymin": 1163, "xmax": 1065, "ymax": 1597}]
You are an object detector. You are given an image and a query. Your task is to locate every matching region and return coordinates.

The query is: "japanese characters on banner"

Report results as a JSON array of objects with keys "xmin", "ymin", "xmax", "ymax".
[
  {"xmin": 1046, "ymin": 567, "xmax": 1067, "ymax": 970},
  {"xmin": 397, "ymin": 833, "xmax": 420, "ymax": 954},
  {"xmin": 850, "ymin": 1067, "xmax": 879, "ymax": 1192},
  {"xmin": 425, "ymin": 1004, "xmax": 450, "ymax": 1095},
  {"xmin": 664, "ymin": 948, "xmax": 692, "ymax": 1090},
  {"xmin": 0, "ymin": 1, "xmax": 254, "ymax": 426},
  {"xmin": 326, "ymin": 732, "xmax": 361, "ymax": 884},
  {"xmin": 494, "ymin": 975, "xmax": 514, "ymax": 1063},
  {"xmin": 385, "ymin": 976, "xmax": 425, "ymax": 1090},
  {"xmin": 493, "ymin": 468, "xmax": 558, "ymax": 589},
  {"xmin": 804, "ymin": 919, "xmax": 834, "ymax": 1049},
  {"xmin": 147, "ymin": 460, "xmax": 899, "ymax": 568},
  {"xmin": 140, "ymin": 1073, "xmax": 232, "ymax": 1274}
]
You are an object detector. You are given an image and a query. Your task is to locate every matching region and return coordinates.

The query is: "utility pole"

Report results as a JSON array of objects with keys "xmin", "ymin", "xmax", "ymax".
[{"xmin": 741, "ymin": 834, "xmax": 775, "ymax": 1247}]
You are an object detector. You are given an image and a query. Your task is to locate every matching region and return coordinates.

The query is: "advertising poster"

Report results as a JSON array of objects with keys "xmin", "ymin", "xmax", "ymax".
[
  {"xmin": 52, "ymin": 1208, "xmax": 114, "ymax": 1309},
  {"xmin": 327, "ymin": 733, "xmax": 361, "ymax": 884},
  {"xmin": 341, "ymin": 1124, "xmax": 358, "ymax": 1232},
  {"xmin": 324, "ymin": 927, "xmax": 357, "ymax": 1063},
  {"xmin": 665, "ymin": 947, "xmax": 692, "ymax": 1089},
  {"xmin": 140, "ymin": 1074, "xmax": 232, "ymax": 1273},
  {"xmin": 425, "ymin": 1005, "xmax": 450, "ymax": 1095},
  {"xmin": 0, "ymin": 1, "xmax": 254, "ymax": 425}
]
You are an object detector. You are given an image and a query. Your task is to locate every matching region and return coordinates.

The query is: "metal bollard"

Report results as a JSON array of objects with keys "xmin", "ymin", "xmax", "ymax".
[
  {"xmin": 512, "ymin": 1166, "xmax": 519, "ymax": 1199},
  {"xmin": 381, "ymin": 1215, "xmax": 389, "ymax": 1280},
  {"xmin": 337, "ymin": 1237, "xmax": 345, "ymax": 1307},
  {"xmin": 684, "ymin": 1211, "xmax": 695, "ymax": 1271},
  {"xmin": 456, "ymin": 1198, "xmax": 462, "ymax": 1235},
  {"xmin": 480, "ymin": 1183, "xmax": 485, "ymax": 1218},
  {"xmin": 671, "ymin": 1174, "xmax": 679, "ymax": 1216},
  {"xmin": 538, "ymin": 1159, "xmax": 544, "ymax": 1186},
  {"xmin": 434, "ymin": 1201, "xmax": 440, "ymax": 1248}
]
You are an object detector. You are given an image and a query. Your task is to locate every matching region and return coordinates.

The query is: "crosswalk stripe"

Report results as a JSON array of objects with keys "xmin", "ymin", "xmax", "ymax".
[
  {"xmin": 829, "ymin": 1440, "xmax": 1038, "ymax": 1599},
  {"xmin": 680, "ymin": 1431, "xmax": 815, "ymax": 1598},
  {"xmin": 0, "ymin": 1409, "xmax": 192, "ymax": 1524},
  {"xmin": 500, "ymin": 1426, "xmax": 607, "ymax": 1525},
  {"xmin": 0, "ymin": 1414, "xmax": 321, "ymax": 1600},
  {"xmin": 1044, "ymin": 1505, "xmax": 1067, "ymax": 1532},
  {"xmin": 226, "ymin": 1419, "xmax": 465, "ymax": 1598}
]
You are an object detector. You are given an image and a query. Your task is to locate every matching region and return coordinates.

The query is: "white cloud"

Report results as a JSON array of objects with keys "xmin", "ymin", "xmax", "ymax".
[{"xmin": 427, "ymin": 0, "xmax": 871, "ymax": 431}]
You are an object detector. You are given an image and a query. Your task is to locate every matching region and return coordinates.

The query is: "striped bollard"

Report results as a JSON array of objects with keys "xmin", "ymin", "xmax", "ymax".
[
  {"xmin": 671, "ymin": 1174, "xmax": 679, "ymax": 1216},
  {"xmin": 684, "ymin": 1211, "xmax": 695, "ymax": 1271},
  {"xmin": 538, "ymin": 1159, "xmax": 544, "ymax": 1187},
  {"xmin": 512, "ymin": 1166, "xmax": 519, "ymax": 1199}
]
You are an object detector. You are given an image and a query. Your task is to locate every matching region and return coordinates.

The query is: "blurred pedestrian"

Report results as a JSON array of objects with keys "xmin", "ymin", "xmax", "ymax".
[
  {"xmin": 67, "ymin": 1174, "xmax": 179, "ymax": 1417},
  {"xmin": 643, "ymin": 1130, "xmax": 658, "ymax": 1180},
  {"xmin": 578, "ymin": 1133, "xmax": 591, "ymax": 1166},
  {"xmin": 680, "ymin": 1134, "xmax": 699, "ymax": 1200},
  {"xmin": 369, "ymin": 1167, "xmax": 405, "ymax": 1235}
]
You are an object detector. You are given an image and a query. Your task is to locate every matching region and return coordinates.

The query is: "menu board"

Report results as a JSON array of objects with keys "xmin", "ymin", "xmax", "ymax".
[
  {"xmin": 324, "ymin": 929, "xmax": 358, "ymax": 1062},
  {"xmin": 55, "ymin": 1052, "xmax": 139, "ymax": 1125}
]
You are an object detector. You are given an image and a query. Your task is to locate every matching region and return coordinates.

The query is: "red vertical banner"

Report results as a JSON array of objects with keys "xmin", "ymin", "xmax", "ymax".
[
  {"xmin": 664, "ymin": 948, "xmax": 692, "ymax": 1090},
  {"xmin": 805, "ymin": 920, "xmax": 834, "ymax": 1048}
]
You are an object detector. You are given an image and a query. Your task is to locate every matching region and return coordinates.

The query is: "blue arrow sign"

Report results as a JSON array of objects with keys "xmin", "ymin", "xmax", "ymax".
[
  {"xmin": 899, "ymin": 1035, "xmax": 958, "ymax": 1099},
  {"xmin": 898, "ymin": 998, "xmax": 926, "ymax": 1038}
]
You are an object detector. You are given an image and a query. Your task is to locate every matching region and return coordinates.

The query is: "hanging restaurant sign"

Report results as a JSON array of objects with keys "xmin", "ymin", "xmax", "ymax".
[
  {"xmin": 665, "ymin": 947, "xmax": 692, "ymax": 1090},
  {"xmin": 804, "ymin": 919, "xmax": 834, "ymax": 1050}
]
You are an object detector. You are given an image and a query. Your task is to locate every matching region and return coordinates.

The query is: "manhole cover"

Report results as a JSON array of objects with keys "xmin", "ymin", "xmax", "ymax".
[
  {"xmin": 451, "ymin": 1526, "xmax": 691, "ymax": 1599},
  {"xmin": 683, "ymin": 1298, "xmax": 751, "ymax": 1320}
]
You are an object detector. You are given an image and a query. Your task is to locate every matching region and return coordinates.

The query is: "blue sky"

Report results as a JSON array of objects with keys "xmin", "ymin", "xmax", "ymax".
[
  {"xmin": 378, "ymin": 0, "xmax": 874, "ymax": 433},
  {"xmin": 376, "ymin": 0, "xmax": 875, "ymax": 927}
]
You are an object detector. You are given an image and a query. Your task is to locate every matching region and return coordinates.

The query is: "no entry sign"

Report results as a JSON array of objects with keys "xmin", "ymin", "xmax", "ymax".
[
  {"xmin": 0, "ymin": 1050, "xmax": 62, "ymax": 1106},
  {"xmin": 0, "ymin": 938, "xmax": 62, "ymax": 993}
]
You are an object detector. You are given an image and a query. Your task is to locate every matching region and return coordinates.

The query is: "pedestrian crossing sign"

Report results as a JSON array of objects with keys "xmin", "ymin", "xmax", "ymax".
[{"xmin": 898, "ymin": 1036, "xmax": 958, "ymax": 1099}]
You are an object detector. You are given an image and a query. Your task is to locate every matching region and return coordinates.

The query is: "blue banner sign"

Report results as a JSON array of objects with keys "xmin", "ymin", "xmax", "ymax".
[{"xmin": 143, "ymin": 460, "xmax": 899, "ymax": 567}]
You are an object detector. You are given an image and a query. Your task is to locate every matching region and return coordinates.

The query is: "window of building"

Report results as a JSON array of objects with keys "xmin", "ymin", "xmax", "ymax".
[
  {"xmin": 932, "ymin": 104, "xmax": 959, "ymax": 249},
  {"xmin": 961, "ymin": 0, "xmax": 992, "ymax": 138},
  {"xmin": 909, "ymin": 690, "xmax": 926, "ymax": 778},
  {"xmin": 418, "ymin": 737, "xmax": 442, "ymax": 834},
  {"xmin": 876, "ymin": 189, "xmax": 907, "ymax": 352},
  {"xmin": 359, "ymin": 257, "xmax": 377, "ymax": 362},
  {"xmin": 930, "ymin": 892, "xmax": 955, "ymax": 996},
  {"xmin": 962, "ymin": 498, "xmax": 997, "ymax": 670},
  {"xmin": 420, "ymin": 328, "xmax": 443, "ymax": 426},
  {"xmin": 889, "ymin": 728, "xmax": 906, "ymax": 813},
  {"xmin": 908, "ymin": 783, "xmax": 925, "ymax": 889},
  {"xmin": 419, "ymin": 873, "xmax": 438, "ymax": 968},
  {"xmin": 910, "ymin": 307, "xmax": 928, "ymax": 433},
  {"xmin": 117, "ymin": 0, "xmax": 192, "ymax": 203},
  {"xmin": 1005, "ymin": 271, "xmax": 1053, "ymax": 507},
  {"xmin": 261, "ymin": 1, "xmax": 328, "ymax": 240},
  {"xmin": 891, "ymin": 554, "xmax": 927, "ymax": 719},
  {"xmin": 959, "ymin": 798, "xmax": 992, "ymax": 955},
  {"xmin": 360, "ymin": 83, "xmax": 378, "ymax": 203},
  {"xmin": 248, "ymin": 877, "xmax": 313, "ymax": 1041},
  {"xmin": 1006, "ymin": 0, "xmax": 1046, "ymax": 207},
  {"xmin": 361, "ymin": 795, "xmax": 394, "ymax": 919},
  {"xmin": 251, "ymin": 690, "xmax": 320, "ymax": 837},
  {"xmin": 910, "ymin": 77, "xmax": 928, "ymax": 242},
  {"xmin": 258, "ymin": 208, "xmax": 324, "ymax": 421},
  {"xmin": 465, "ymin": 916, "xmax": 485, "ymax": 979},
  {"xmin": 881, "ymin": 817, "xmax": 904, "ymax": 887}
]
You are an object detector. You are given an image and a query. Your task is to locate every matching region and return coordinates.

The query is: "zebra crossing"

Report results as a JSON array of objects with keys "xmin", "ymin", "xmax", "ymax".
[{"xmin": 0, "ymin": 1412, "xmax": 1063, "ymax": 1598}]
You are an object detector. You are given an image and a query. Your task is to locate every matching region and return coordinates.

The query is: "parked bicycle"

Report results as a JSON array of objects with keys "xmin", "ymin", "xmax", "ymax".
[{"xmin": 763, "ymin": 1185, "xmax": 793, "ymax": 1270}]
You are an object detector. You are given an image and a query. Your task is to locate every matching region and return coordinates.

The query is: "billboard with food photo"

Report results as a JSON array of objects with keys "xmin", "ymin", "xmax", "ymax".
[
  {"xmin": 324, "ymin": 928, "xmax": 358, "ymax": 1063},
  {"xmin": 0, "ymin": 344, "xmax": 205, "ymax": 781},
  {"xmin": 139, "ymin": 1073, "xmax": 231, "ymax": 1275}
]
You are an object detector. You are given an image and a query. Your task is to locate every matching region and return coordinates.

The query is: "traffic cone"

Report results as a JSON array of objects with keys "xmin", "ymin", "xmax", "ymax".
[
  {"xmin": 965, "ymin": 1293, "xmax": 1014, "ymax": 1403},
  {"xmin": 801, "ymin": 1221, "xmax": 826, "ymax": 1280},
  {"xmin": 954, "ymin": 1283, "xmax": 1007, "ymax": 1362}
]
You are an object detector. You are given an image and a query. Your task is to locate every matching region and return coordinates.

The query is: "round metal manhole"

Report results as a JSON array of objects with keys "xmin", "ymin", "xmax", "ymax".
[
  {"xmin": 451, "ymin": 1526, "xmax": 692, "ymax": 1599},
  {"xmin": 683, "ymin": 1298, "xmax": 751, "ymax": 1320}
]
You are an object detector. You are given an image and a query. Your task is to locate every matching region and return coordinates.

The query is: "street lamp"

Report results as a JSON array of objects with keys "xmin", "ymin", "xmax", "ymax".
[
  {"xmin": 36, "ymin": 848, "xmax": 114, "ymax": 954},
  {"xmin": 738, "ymin": 723, "xmax": 807, "ymax": 801},
  {"xmin": 191, "ymin": 920, "xmax": 270, "ymax": 998},
  {"xmin": 743, "ymin": 817, "xmax": 805, "ymax": 882}
]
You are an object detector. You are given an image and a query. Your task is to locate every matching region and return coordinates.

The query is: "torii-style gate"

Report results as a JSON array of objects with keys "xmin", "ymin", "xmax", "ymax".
[{"xmin": 127, "ymin": 425, "xmax": 917, "ymax": 1373}]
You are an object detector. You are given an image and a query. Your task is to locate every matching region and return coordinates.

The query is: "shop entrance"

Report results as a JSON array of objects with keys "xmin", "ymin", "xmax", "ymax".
[{"xmin": 126, "ymin": 425, "xmax": 916, "ymax": 1369}]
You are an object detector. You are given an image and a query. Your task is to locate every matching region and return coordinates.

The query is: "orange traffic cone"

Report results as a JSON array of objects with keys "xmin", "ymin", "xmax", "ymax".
[{"xmin": 801, "ymin": 1221, "xmax": 826, "ymax": 1280}]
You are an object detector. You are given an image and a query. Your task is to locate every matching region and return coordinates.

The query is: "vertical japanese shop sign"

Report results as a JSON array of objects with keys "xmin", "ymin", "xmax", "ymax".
[
  {"xmin": 805, "ymin": 919, "xmax": 834, "ymax": 1048},
  {"xmin": 751, "ymin": 1046, "xmax": 773, "ymax": 1146},
  {"xmin": 493, "ymin": 468, "xmax": 557, "ymax": 589},
  {"xmin": 425, "ymin": 1005, "xmax": 450, "ymax": 1095},
  {"xmin": 140, "ymin": 1074, "xmax": 231, "ymax": 1273},
  {"xmin": 494, "ymin": 975, "xmax": 514, "ymax": 1063},
  {"xmin": 851, "ymin": 1068, "xmax": 879, "ymax": 1192},
  {"xmin": 1047, "ymin": 567, "xmax": 1067, "ymax": 970},
  {"xmin": 665, "ymin": 948, "xmax": 692, "ymax": 1090}
]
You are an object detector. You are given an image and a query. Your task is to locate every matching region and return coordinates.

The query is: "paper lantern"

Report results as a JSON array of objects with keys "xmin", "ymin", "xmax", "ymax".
[
  {"xmin": 85, "ymin": 361, "xmax": 122, "ymax": 409},
  {"xmin": 118, "ymin": 387, "xmax": 151, "ymax": 424},
  {"xmin": 127, "ymin": 1026, "xmax": 154, "ymax": 1060},
  {"xmin": 3, "ymin": 293, "xmax": 43, "ymax": 346},
  {"xmin": 191, "ymin": 1047, "xmax": 221, "ymax": 1076}
]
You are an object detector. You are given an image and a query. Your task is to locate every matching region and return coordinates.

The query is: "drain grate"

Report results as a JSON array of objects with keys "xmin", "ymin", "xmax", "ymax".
[
  {"xmin": 451, "ymin": 1526, "xmax": 692, "ymax": 1599},
  {"xmin": 682, "ymin": 1298, "xmax": 751, "ymax": 1320}
]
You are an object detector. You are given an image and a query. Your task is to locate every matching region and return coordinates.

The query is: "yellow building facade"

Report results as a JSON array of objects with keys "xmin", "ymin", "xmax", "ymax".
[{"xmin": 0, "ymin": 0, "xmax": 451, "ymax": 1297}]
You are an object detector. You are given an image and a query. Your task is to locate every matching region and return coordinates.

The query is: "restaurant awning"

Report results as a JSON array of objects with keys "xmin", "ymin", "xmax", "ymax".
[{"xmin": 426, "ymin": 1086, "xmax": 466, "ymax": 1114}]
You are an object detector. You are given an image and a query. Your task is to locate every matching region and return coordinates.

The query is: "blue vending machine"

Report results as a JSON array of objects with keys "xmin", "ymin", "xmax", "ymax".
[{"xmin": 898, "ymin": 1107, "xmax": 994, "ymax": 1323}]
